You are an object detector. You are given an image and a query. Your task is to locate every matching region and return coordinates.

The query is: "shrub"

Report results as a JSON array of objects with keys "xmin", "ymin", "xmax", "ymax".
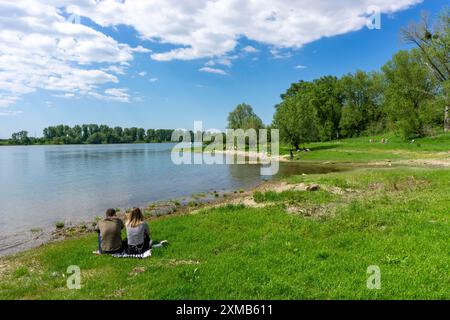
[{"xmin": 55, "ymin": 221, "xmax": 65, "ymax": 229}]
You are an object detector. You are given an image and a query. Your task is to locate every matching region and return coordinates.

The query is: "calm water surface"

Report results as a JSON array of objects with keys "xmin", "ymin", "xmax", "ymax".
[{"xmin": 0, "ymin": 143, "xmax": 342, "ymax": 238}]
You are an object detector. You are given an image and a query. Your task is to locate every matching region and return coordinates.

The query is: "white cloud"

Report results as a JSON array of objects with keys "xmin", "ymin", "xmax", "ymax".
[
  {"xmin": 0, "ymin": 0, "xmax": 422, "ymax": 108},
  {"xmin": 53, "ymin": 93, "xmax": 76, "ymax": 99},
  {"xmin": 0, "ymin": 95, "xmax": 19, "ymax": 108},
  {"xmin": 103, "ymin": 88, "xmax": 130, "ymax": 103},
  {"xmin": 295, "ymin": 65, "xmax": 307, "ymax": 69},
  {"xmin": 199, "ymin": 67, "xmax": 228, "ymax": 76},
  {"xmin": 103, "ymin": 65, "xmax": 126, "ymax": 75},
  {"xmin": 0, "ymin": 0, "xmax": 150, "ymax": 108},
  {"xmin": 270, "ymin": 48, "xmax": 293, "ymax": 59},
  {"xmin": 242, "ymin": 46, "xmax": 259, "ymax": 53},
  {"xmin": 138, "ymin": 71, "xmax": 147, "ymax": 77},
  {"xmin": 130, "ymin": 46, "xmax": 152, "ymax": 53},
  {"xmin": 69, "ymin": 0, "xmax": 421, "ymax": 62},
  {"xmin": 149, "ymin": 78, "xmax": 159, "ymax": 82},
  {"xmin": 205, "ymin": 56, "xmax": 234, "ymax": 67}
]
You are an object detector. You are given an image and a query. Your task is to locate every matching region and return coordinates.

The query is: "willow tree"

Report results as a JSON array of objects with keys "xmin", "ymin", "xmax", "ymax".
[{"xmin": 401, "ymin": 9, "xmax": 450, "ymax": 132}]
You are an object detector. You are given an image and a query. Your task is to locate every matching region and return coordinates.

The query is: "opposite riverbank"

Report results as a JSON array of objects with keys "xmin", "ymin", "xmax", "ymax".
[{"xmin": 0, "ymin": 133, "xmax": 449, "ymax": 299}]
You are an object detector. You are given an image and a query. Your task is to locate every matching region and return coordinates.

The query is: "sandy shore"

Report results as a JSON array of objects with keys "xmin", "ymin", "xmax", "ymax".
[{"xmin": 210, "ymin": 149, "xmax": 290, "ymax": 162}]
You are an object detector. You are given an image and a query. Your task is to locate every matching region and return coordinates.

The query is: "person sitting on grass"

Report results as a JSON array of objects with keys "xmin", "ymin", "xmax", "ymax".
[
  {"xmin": 124, "ymin": 207, "xmax": 168, "ymax": 255},
  {"xmin": 95, "ymin": 208, "xmax": 124, "ymax": 254}
]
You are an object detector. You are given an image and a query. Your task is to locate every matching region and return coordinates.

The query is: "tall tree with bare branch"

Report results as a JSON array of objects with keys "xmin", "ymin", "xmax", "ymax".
[{"xmin": 401, "ymin": 9, "xmax": 450, "ymax": 132}]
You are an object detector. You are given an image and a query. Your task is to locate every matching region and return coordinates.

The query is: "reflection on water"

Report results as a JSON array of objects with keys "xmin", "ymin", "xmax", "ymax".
[{"xmin": 0, "ymin": 144, "xmax": 343, "ymax": 237}]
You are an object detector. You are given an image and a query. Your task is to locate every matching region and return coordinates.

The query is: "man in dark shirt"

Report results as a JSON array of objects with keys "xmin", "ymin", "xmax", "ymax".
[{"xmin": 95, "ymin": 208, "xmax": 124, "ymax": 254}]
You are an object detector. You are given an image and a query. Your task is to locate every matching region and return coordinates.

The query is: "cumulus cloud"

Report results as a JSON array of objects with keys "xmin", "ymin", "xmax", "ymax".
[
  {"xmin": 0, "ymin": 0, "xmax": 422, "ymax": 107},
  {"xmin": 69, "ymin": 0, "xmax": 422, "ymax": 62},
  {"xmin": 0, "ymin": 0, "xmax": 149, "ymax": 107}
]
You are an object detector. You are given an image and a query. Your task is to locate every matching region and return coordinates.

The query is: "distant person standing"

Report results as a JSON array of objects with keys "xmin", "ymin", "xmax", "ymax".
[{"xmin": 95, "ymin": 208, "xmax": 125, "ymax": 254}]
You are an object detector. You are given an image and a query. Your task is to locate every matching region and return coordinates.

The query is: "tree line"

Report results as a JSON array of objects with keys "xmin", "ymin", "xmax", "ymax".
[
  {"xmin": 272, "ymin": 9, "xmax": 449, "ymax": 148},
  {"xmin": 226, "ymin": 9, "xmax": 448, "ymax": 149},
  {"xmin": 9, "ymin": 125, "xmax": 175, "ymax": 145}
]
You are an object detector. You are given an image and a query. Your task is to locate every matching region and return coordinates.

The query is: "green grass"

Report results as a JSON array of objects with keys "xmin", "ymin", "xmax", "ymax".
[
  {"xmin": 253, "ymin": 189, "xmax": 336, "ymax": 205},
  {"xmin": 1, "ymin": 167, "xmax": 449, "ymax": 300},
  {"xmin": 280, "ymin": 132, "xmax": 450, "ymax": 163}
]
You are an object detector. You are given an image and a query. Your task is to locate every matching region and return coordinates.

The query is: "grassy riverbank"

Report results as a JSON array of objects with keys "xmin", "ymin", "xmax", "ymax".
[
  {"xmin": 280, "ymin": 133, "xmax": 450, "ymax": 163},
  {"xmin": 0, "ymin": 134, "xmax": 449, "ymax": 299}
]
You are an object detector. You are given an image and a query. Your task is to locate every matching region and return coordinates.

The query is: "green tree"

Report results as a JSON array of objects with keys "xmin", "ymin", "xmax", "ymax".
[
  {"xmin": 86, "ymin": 132, "xmax": 105, "ymax": 144},
  {"xmin": 402, "ymin": 9, "xmax": 450, "ymax": 132},
  {"xmin": 227, "ymin": 103, "xmax": 264, "ymax": 130},
  {"xmin": 382, "ymin": 50, "xmax": 438, "ymax": 139},
  {"xmin": 88, "ymin": 124, "xmax": 100, "ymax": 136},
  {"xmin": 146, "ymin": 129, "xmax": 155, "ymax": 142},
  {"xmin": 310, "ymin": 76, "xmax": 343, "ymax": 140},
  {"xmin": 113, "ymin": 127, "xmax": 123, "ymax": 142},
  {"xmin": 82, "ymin": 125, "xmax": 89, "ymax": 142},
  {"xmin": 339, "ymin": 71, "xmax": 385, "ymax": 137},
  {"xmin": 137, "ymin": 128, "xmax": 146, "ymax": 142},
  {"xmin": 11, "ymin": 131, "xmax": 31, "ymax": 145},
  {"xmin": 279, "ymin": 78, "xmax": 343, "ymax": 141},
  {"xmin": 69, "ymin": 125, "xmax": 83, "ymax": 144},
  {"xmin": 273, "ymin": 82, "xmax": 319, "ymax": 149}
]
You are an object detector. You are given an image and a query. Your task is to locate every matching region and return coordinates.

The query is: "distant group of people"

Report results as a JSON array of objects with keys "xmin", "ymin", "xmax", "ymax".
[
  {"xmin": 370, "ymin": 138, "xmax": 389, "ymax": 144},
  {"xmin": 95, "ymin": 207, "xmax": 167, "ymax": 255}
]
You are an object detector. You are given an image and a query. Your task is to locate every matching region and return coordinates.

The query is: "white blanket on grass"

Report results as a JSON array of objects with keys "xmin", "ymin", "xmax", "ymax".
[
  {"xmin": 111, "ymin": 250, "xmax": 152, "ymax": 259},
  {"xmin": 92, "ymin": 250, "xmax": 151, "ymax": 259},
  {"xmin": 93, "ymin": 240, "xmax": 167, "ymax": 259}
]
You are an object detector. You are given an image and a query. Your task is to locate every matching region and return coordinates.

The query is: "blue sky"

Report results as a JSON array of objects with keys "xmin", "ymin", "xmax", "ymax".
[{"xmin": 0, "ymin": 0, "xmax": 447, "ymax": 138}]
